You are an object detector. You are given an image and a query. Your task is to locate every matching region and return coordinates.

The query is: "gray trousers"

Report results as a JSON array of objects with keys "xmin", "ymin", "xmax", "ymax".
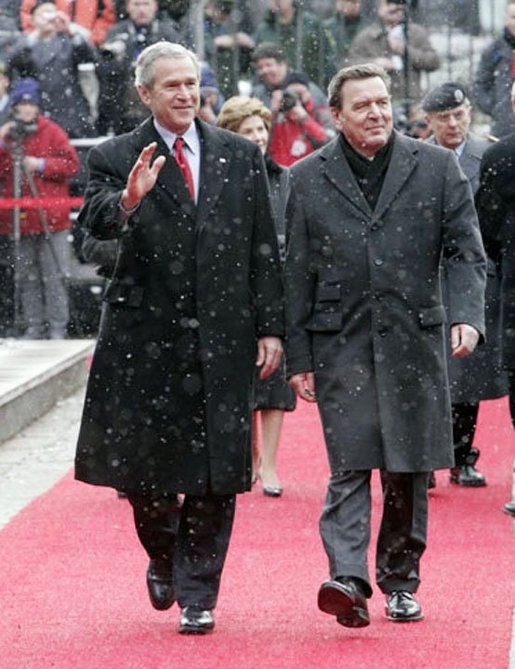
[
  {"xmin": 17, "ymin": 231, "xmax": 70, "ymax": 336},
  {"xmin": 319, "ymin": 469, "xmax": 429, "ymax": 597}
]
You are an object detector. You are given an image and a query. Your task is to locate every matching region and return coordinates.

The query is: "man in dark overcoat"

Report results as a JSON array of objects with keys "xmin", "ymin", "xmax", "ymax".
[
  {"xmin": 284, "ymin": 63, "xmax": 486, "ymax": 628},
  {"xmin": 423, "ymin": 81, "xmax": 508, "ymax": 487},
  {"xmin": 74, "ymin": 42, "xmax": 284, "ymax": 634},
  {"xmin": 477, "ymin": 80, "xmax": 515, "ymax": 517}
]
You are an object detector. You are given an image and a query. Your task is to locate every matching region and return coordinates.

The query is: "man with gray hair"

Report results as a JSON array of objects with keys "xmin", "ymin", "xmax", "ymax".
[
  {"xmin": 284, "ymin": 63, "xmax": 486, "ymax": 628},
  {"xmin": 74, "ymin": 41, "xmax": 284, "ymax": 635}
]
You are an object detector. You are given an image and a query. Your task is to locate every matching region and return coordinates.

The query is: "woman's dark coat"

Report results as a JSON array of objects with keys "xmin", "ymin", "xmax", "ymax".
[
  {"xmin": 74, "ymin": 118, "xmax": 284, "ymax": 496},
  {"xmin": 284, "ymin": 132, "xmax": 486, "ymax": 473}
]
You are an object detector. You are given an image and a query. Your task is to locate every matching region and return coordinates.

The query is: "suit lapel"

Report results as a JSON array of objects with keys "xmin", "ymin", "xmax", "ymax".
[
  {"xmin": 195, "ymin": 120, "xmax": 231, "ymax": 231},
  {"xmin": 373, "ymin": 132, "xmax": 418, "ymax": 220},
  {"xmin": 320, "ymin": 138, "xmax": 372, "ymax": 217}
]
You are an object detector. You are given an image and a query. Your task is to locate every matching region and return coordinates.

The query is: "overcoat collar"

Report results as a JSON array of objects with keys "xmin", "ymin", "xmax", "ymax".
[
  {"xmin": 131, "ymin": 117, "xmax": 232, "ymax": 228},
  {"xmin": 319, "ymin": 130, "xmax": 419, "ymax": 220}
]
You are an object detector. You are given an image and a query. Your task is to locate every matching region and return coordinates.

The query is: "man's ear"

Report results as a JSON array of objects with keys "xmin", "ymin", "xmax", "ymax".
[
  {"xmin": 330, "ymin": 106, "xmax": 342, "ymax": 130},
  {"xmin": 137, "ymin": 83, "xmax": 151, "ymax": 108}
]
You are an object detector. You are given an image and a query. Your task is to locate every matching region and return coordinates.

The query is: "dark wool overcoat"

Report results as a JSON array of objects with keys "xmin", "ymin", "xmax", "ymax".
[
  {"xmin": 427, "ymin": 134, "xmax": 508, "ymax": 403},
  {"xmin": 74, "ymin": 118, "xmax": 284, "ymax": 496},
  {"xmin": 284, "ymin": 132, "xmax": 487, "ymax": 473}
]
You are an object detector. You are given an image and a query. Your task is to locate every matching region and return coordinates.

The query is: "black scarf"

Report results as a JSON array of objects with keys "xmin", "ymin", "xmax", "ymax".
[{"xmin": 339, "ymin": 131, "xmax": 395, "ymax": 209}]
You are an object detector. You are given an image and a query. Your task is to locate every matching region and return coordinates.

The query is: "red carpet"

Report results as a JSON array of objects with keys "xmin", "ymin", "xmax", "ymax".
[{"xmin": 1, "ymin": 398, "xmax": 514, "ymax": 669}]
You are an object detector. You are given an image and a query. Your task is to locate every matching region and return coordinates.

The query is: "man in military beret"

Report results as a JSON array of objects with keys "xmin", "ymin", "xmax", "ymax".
[{"xmin": 423, "ymin": 81, "xmax": 508, "ymax": 488}]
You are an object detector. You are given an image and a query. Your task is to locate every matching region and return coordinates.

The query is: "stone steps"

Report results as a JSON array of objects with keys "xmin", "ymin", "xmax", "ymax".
[{"xmin": 0, "ymin": 339, "xmax": 94, "ymax": 444}]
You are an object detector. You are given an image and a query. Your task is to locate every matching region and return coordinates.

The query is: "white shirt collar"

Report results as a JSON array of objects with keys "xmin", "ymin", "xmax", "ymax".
[{"xmin": 153, "ymin": 119, "xmax": 199, "ymax": 155}]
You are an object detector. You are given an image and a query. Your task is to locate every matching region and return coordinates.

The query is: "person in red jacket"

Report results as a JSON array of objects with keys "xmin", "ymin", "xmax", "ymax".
[
  {"xmin": 268, "ymin": 71, "xmax": 335, "ymax": 167},
  {"xmin": 0, "ymin": 77, "xmax": 80, "ymax": 339}
]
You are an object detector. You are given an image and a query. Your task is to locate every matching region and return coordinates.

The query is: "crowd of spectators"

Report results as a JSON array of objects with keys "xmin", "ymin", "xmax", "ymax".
[{"xmin": 0, "ymin": 0, "xmax": 513, "ymax": 342}]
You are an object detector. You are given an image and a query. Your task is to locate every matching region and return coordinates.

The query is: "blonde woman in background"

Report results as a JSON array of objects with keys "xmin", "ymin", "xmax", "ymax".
[{"xmin": 218, "ymin": 96, "xmax": 296, "ymax": 497}]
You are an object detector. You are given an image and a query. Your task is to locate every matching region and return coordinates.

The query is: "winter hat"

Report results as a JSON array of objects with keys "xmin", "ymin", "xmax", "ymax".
[
  {"xmin": 422, "ymin": 82, "xmax": 470, "ymax": 113},
  {"xmin": 10, "ymin": 77, "xmax": 41, "ymax": 106}
]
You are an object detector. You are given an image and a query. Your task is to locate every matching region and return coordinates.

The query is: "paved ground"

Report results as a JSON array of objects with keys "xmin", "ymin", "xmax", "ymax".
[{"xmin": 0, "ymin": 386, "xmax": 85, "ymax": 529}]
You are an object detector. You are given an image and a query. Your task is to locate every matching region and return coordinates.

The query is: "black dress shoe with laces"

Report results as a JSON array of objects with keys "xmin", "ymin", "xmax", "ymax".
[
  {"xmin": 146, "ymin": 559, "xmax": 175, "ymax": 611},
  {"xmin": 179, "ymin": 607, "xmax": 215, "ymax": 634},
  {"xmin": 385, "ymin": 591, "xmax": 423, "ymax": 622},
  {"xmin": 318, "ymin": 578, "xmax": 370, "ymax": 628},
  {"xmin": 450, "ymin": 447, "xmax": 486, "ymax": 487}
]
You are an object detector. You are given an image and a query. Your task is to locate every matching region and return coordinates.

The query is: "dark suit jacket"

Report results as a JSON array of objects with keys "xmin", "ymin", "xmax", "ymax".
[{"xmin": 75, "ymin": 118, "xmax": 284, "ymax": 496}]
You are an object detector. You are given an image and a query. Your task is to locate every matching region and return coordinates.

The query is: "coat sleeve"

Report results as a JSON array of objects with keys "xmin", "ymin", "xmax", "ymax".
[
  {"xmin": 77, "ymin": 141, "xmax": 131, "ymax": 240},
  {"xmin": 283, "ymin": 173, "xmax": 316, "ymax": 377},
  {"xmin": 441, "ymin": 151, "xmax": 487, "ymax": 336}
]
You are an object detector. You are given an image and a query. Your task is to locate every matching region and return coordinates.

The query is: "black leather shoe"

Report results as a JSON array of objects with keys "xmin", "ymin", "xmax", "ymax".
[
  {"xmin": 146, "ymin": 559, "xmax": 175, "ymax": 611},
  {"xmin": 385, "ymin": 591, "xmax": 423, "ymax": 622},
  {"xmin": 450, "ymin": 447, "xmax": 486, "ymax": 487},
  {"xmin": 317, "ymin": 578, "xmax": 370, "ymax": 628},
  {"xmin": 179, "ymin": 607, "xmax": 215, "ymax": 634},
  {"xmin": 450, "ymin": 464, "xmax": 486, "ymax": 486},
  {"xmin": 263, "ymin": 485, "xmax": 283, "ymax": 497},
  {"xmin": 503, "ymin": 500, "xmax": 515, "ymax": 517}
]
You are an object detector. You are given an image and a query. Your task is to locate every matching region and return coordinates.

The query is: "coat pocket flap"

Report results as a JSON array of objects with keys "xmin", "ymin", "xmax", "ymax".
[
  {"xmin": 316, "ymin": 283, "xmax": 341, "ymax": 302},
  {"xmin": 418, "ymin": 305, "xmax": 445, "ymax": 327},
  {"xmin": 104, "ymin": 282, "xmax": 145, "ymax": 308},
  {"xmin": 306, "ymin": 312, "xmax": 343, "ymax": 332}
]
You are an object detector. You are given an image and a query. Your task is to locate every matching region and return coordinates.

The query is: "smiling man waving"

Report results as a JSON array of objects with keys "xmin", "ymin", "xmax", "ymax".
[{"xmin": 74, "ymin": 42, "xmax": 284, "ymax": 635}]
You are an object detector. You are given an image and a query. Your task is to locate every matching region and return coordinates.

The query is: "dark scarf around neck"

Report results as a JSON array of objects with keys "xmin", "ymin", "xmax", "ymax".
[{"xmin": 339, "ymin": 131, "xmax": 395, "ymax": 209}]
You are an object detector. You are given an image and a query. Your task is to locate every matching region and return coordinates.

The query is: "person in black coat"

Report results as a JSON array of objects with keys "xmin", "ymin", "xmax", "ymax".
[
  {"xmin": 74, "ymin": 42, "xmax": 284, "ymax": 634},
  {"xmin": 476, "ymin": 80, "xmax": 515, "ymax": 518},
  {"xmin": 423, "ymin": 82, "xmax": 508, "ymax": 488},
  {"xmin": 217, "ymin": 95, "xmax": 296, "ymax": 497}
]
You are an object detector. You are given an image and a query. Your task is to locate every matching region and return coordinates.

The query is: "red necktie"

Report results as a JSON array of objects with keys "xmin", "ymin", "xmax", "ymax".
[{"xmin": 173, "ymin": 137, "xmax": 195, "ymax": 200}]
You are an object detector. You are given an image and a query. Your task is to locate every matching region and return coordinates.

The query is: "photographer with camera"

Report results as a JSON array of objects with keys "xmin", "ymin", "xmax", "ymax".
[
  {"xmin": 268, "ymin": 71, "xmax": 334, "ymax": 167},
  {"xmin": 0, "ymin": 77, "xmax": 80, "ymax": 339},
  {"xmin": 96, "ymin": 0, "xmax": 184, "ymax": 136},
  {"xmin": 7, "ymin": 1, "xmax": 98, "ymax": 138},
  {"xmin": 20, "ymin": 0, "xmax": 116, "ymax": 47}
]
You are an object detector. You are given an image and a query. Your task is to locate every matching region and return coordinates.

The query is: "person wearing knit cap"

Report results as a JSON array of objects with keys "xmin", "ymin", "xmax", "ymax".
[
  {"xmin": 9, "ymin": 76, "xmax": 41, "ymax": 107},
  {"xmin": 423, "ymin": 81, "xmax": 508, "ymax": 488},
  {"xmin": 0, "ymin": 76, "xmax": 80, "ymax": 339}
]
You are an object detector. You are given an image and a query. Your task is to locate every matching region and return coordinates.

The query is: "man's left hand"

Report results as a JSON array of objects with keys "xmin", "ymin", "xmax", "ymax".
[
  {"xmin": 450, "ymin": 323, "xmax": 480, "ymax": 358},
  {"xmin": 256, "ymin": 336, "xmax": 283, "ymax": 380}
]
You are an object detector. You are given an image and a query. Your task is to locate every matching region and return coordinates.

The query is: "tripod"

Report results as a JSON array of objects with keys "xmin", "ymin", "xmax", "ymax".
[{"xmin": 9, "ymin": 136, "xmax": 68, "ymax": 337}]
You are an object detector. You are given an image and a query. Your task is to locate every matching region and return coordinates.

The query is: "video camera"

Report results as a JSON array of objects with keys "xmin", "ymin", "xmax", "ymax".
[{"xmin": 7, "ymin": 113, "xmax": 38, "ymax": 142}]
